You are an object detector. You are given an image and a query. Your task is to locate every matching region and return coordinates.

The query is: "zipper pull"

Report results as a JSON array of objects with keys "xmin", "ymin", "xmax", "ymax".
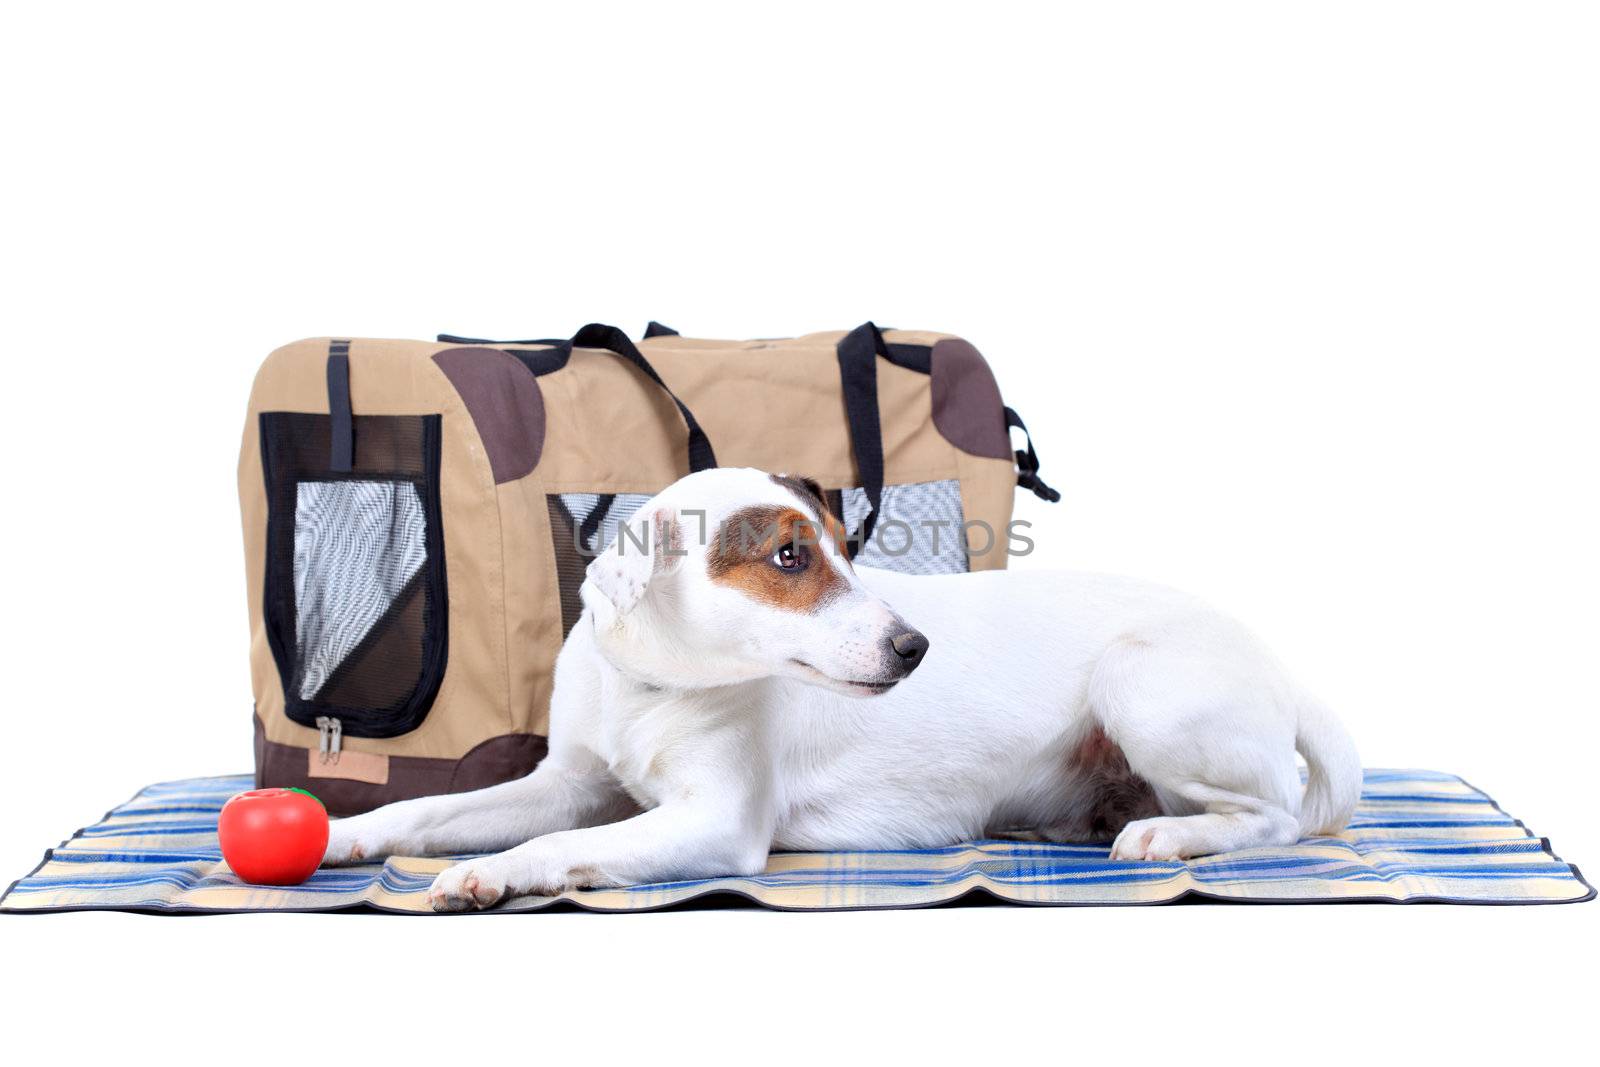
[{"xmin": 315, "ymin": 716, "xmax": 343, "ymax": 764}]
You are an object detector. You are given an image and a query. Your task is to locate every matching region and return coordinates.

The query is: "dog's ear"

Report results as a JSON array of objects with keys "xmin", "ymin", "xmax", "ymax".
[
  {"xmin": 582, "ymin": 507, "xmax": 683, "ymax": 617},
  {"xmin": 773, "ymin": 473, "xmax": 832, "ymax": 517}
]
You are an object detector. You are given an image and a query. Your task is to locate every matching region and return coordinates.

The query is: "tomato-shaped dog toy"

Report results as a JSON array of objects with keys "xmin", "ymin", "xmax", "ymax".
[{"xmin": 217, "ymin": 787, "xmax": 329, "ymax": 886}]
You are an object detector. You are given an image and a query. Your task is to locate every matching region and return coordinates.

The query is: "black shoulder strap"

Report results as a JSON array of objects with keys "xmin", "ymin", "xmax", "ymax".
[
  {"xmin": 571, "ymin": 323, "xmax": 718, "ymax": 473},
  {"xmin": 836, "ymin": 322, "xmax": 888, "ymax": 555},
  {"xmin": 642, "ymin": 321, "xmax": 680, "ymax": 338}
]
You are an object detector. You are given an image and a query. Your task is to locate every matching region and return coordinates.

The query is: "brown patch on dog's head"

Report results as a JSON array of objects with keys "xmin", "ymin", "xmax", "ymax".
[
  {"xmin": 709, "ymin": 504, "xmax": 847, "ymax": 613},
  {"xmin": 770, "ymin": 473, "xmax": 851, "ymax": 561}
]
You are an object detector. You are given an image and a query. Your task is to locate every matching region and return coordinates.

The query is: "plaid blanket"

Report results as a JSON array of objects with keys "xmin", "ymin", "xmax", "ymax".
[{"xmin": 2, "ymin": 770, "xmax": 1590, "ymax": 913}]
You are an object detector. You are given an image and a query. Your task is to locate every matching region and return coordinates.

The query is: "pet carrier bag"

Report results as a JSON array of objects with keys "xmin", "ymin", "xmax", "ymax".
[{"xmin": 239, "ymin": 322, "xmax": 1058, "ymax": 813}]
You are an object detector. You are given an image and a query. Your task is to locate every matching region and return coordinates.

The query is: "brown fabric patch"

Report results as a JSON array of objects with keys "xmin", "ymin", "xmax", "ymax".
[
  {"xmin": 929, "ymin": 338, "xmax": 1011, "ymax": 460},
  {"xmin": 708, "ymin": 505, "xmax": 847, "ymax": 613},
  {"xmin": 254, "ymin": 717, "xmax": 547, "ymax": 816},
  {"xmin": 431, "ymin": 346, "xmax": 546, "ymax": 483},
  {"xmin": 448, "ymin": 732, "xmax": 550, "ymax": 794}
]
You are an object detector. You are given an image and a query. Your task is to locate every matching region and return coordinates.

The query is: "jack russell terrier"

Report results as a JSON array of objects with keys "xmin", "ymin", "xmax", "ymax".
[{"xmin": 322, "ymin": 467, "xmax": 1360, "ymax": 910}]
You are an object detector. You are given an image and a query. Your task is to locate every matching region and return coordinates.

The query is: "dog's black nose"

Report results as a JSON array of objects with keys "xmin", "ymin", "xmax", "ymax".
[{"xmin": 888, "ymin": 629, "xmax": 930, "ymax": 673}]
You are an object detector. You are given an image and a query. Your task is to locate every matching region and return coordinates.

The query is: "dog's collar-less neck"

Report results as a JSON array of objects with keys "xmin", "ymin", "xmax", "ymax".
[
  {"xmin": 596, "ymin": 641, "xmax": 766, "ymax": 704},
  {"xmin": 603, "ymin": 658, "xmax": 760, "ymax": 701},
  {"xmin": 591, "ymin": 606, "xmax": 765, "ymax": 698},
  {"xmin": 594, "ymin": 640, "xmax": 670, "ymax": 695},
  {"xmin": 618, "ymin": 671, "xmax": 667, "ymax": 696}
]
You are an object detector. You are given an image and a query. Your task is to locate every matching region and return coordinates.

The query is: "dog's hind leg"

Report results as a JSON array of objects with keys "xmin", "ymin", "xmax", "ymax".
[
  {"xmin": 1108, "ymin": 784, "xmax": 1301, "ymax": 861},
  {"xmin": 322, "ymin": 757, "xmax": 637, "ymax": 865},
  {"xmin": 1087, "ymin": 625, "xmax": 1307, "ymax": 862}
]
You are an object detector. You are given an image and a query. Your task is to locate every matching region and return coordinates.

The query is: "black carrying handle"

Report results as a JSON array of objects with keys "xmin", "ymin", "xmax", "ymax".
[
  {"xmin": 436, "ymin": 326, "xmax": 716, "ymax": 472},
  {"xmin": 1005, "ymin": 406, "xmax": 1060, "ymax": 503},
  {"xmin": 437, "ymin": 333, "xmax": 561, "ymax": 345},
  {"xmin": 571, "ymin": 323, "xmax": 719, "ymax": 473},
  {"xmin": 441, "ymin": 322, "xmax": 1054, "ymax": 513},
  {"xmin": 835, "ymin": 322, "xmax": 889, "ymax": 556}
]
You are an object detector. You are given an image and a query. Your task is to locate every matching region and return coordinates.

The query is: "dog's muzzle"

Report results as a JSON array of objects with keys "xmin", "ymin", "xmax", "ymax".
[{"xmin": 884, "ymin": 628, "xmax": 930, "ymax": 678}]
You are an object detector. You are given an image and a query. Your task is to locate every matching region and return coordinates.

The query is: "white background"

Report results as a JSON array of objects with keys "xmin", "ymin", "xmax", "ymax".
[{"xmin": 2, "ymin": 1, "xmax": 1595, "ymax": 1060}]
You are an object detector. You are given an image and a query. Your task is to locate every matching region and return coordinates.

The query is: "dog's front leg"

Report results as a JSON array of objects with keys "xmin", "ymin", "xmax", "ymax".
[
  {"xmin": 323, "ymin": 756, "xmax": 634, "ymax": 864},
  {"xmin": 426, "ymin": 710, "xmax": 772, "ymax": 911},
  {"xmin": 426, "ymin": 797, "xmax": 772, "ymax": 911}
]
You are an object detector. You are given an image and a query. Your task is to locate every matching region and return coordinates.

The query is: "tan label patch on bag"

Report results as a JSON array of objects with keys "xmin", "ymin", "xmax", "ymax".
[{"xmin": 307, "ymin": 748, "xmax": 391, "ymax": 785}]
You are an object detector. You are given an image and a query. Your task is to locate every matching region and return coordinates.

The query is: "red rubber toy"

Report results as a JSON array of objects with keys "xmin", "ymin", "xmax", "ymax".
[{"xmin": 217, "ymin": 787, "xmax": 329, "ymax": 886}]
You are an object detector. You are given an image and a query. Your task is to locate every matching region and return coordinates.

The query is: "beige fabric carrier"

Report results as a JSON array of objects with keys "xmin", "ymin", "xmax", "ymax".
[{"xmin": 238, "ymin": 322, "xmax": 1059, "ymax": 814}]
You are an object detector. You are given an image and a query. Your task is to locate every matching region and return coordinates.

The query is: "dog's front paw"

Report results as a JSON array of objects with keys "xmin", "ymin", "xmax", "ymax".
[
  {"xmin": 426, "ymin": 850, "xmax": 606, "ymax": 911},
  {"xmin": 428, "ymin": 861, "xmax": 509, "ymax": 912}
]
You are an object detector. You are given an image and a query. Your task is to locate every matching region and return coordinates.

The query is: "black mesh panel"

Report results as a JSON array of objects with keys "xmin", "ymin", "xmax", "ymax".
[
  {"xmin": 545, "ymin": 492, "xmax": 650, "ymax": 637},
  {"xmin": 260, "ymin": 412, "xmax": 448, "ymax": 738}
]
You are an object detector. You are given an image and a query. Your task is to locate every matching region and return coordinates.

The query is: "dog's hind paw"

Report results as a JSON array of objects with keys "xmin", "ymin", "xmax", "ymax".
[
  {"xmin": 428, "ymin": 861, "xmax": 507, "ymax": 912},
  {"xmin": 1109, "ymin": 817, "xmax": 1191, "ymax": 862}
]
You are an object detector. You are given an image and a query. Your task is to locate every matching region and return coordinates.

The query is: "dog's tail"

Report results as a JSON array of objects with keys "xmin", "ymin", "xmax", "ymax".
[{"xmin": 1293, "ymin": 694, "xmax": 1362, "ymax": 836}]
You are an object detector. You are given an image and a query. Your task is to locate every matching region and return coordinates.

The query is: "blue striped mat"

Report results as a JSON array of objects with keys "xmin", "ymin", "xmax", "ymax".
[{"xmin": 1, "ymin": 770, "xmax": 1590, "ymax": 912}]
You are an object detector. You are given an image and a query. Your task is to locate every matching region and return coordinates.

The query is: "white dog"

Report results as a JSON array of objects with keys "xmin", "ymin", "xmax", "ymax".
[{"xmin": 323, "ymin": 467, "xmax": 1360, "ymax": 911}]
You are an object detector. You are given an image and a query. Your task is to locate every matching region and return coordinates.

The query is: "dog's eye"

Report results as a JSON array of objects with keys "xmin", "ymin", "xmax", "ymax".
[{"xmin": 771, "ymin": 544, "xmax": 808, "ymax": 571}]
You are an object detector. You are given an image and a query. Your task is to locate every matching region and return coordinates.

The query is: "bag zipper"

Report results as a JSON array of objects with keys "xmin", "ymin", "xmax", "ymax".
[{"xmin": 316, "ymin": 715, "xmax": 343, "ymax": 763}]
